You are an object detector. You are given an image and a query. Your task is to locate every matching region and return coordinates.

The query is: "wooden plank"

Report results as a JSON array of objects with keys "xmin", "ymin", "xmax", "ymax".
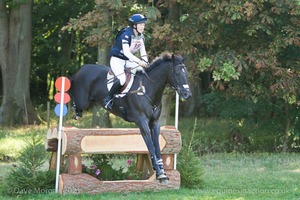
[
  {"xmin": 81, "ymin": 134, "xmax": 166, "ymax": 154},
  {"xmin": 59, "ymin": 169, "xmax": 180, "ymax": 194},
  {"xmin": 61, "ymin": 126, "xmax": 181, "ymax": 155}
]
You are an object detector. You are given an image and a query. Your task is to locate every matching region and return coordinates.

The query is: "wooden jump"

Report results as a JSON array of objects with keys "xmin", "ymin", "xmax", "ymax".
[{"xmin": 45, "ymin": 126, "xmax": 182, "ymax": 194}]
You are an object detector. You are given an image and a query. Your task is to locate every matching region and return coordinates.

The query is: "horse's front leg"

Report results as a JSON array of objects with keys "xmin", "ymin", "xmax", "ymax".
[
  {"xmin": 150, "ymin": 121, "xmax": 165, "ymax": 173},
  {"xmin": 136, "ymin": 119, "xmax": 167, "ymax": 181}
]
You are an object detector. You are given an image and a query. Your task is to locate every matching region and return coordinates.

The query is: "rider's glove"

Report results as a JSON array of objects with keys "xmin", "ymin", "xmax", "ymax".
[
  {"xmin": 139, "ymin": 60, "xmax": 148, "ymax": 68},
  {"xmin": 136, "ymin": 66, "xmax": 145, "ymax": 73}
]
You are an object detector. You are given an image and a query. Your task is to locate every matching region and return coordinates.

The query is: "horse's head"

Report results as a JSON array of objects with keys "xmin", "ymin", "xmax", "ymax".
[{"xmin": 168, "ymin": 54, "xmax": 192, "ymax": 101}]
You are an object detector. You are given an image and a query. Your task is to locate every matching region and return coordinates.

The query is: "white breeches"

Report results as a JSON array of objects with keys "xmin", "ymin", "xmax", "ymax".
[{"xmin": 110, "ymin": 56, "xmax": 142, "ymax": 85}]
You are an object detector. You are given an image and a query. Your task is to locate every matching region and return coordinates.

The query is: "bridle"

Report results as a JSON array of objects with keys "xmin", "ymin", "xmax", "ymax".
[
  {"xmin": 141, "ymin": 63, "xmax": 187, "ymax": 88},
  {"xmin": 134, "ymin": 62, "xmax": 188, "ymax": 108}
]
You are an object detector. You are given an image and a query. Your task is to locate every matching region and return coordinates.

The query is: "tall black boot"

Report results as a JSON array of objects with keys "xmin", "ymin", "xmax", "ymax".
[{"xmin": 103, "ymin": 80, "xmax": 122, "ymax": 110}]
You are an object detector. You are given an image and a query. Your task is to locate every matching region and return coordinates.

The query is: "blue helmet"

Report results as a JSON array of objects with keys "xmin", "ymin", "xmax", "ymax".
[{"xmin": 128, "ymin": 14, "xmax": 147, "ymax": 25}]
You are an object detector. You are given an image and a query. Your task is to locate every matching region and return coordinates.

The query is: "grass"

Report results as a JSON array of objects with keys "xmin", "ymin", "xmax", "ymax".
[
  {"xmin": 0, "ymin": 153, "xmax": 299, "ymax": 200},
  {"xmin": 0, "ymin": 114, "xmax": 299, "ymax": 199},
  {"xmin": 0, "ymin": 126, "xmax": 48, "ymax": 162},
  {"xmin": 199, "ymin": 153, "xmax": 299, "ymax": 199}
]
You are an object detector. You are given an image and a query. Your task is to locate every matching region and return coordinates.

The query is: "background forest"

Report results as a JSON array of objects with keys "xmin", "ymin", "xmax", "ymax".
[
  {"xmin": 0, "ymin": 1, "xmax": 300, "ymax": 199},
  {"xmin": 0, "ymin": 0, "xmax": 299, "ymax": 153}
]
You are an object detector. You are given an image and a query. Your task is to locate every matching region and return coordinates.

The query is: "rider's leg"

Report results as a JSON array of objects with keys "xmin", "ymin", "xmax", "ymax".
[
  {"xmin": 103, "ymin": 80, "xmax": 122, "ymax": 109},
  {"xmin": 103, "ymin": 57, "xmax": 126, "ymax": 109}
]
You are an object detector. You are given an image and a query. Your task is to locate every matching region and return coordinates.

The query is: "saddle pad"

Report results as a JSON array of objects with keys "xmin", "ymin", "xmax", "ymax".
[{"xmin": 106, "ymin": 71, "xmax": 135, "ymax": 98}]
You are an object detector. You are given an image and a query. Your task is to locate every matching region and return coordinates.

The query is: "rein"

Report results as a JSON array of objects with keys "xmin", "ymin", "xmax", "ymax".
[
  {"xmin": 132, "ymin": 62, "xmax": 186, "ymax": 110},
  {"xmin": 142, "ymin": 63, "xmax": 186, "ymax": 86}
]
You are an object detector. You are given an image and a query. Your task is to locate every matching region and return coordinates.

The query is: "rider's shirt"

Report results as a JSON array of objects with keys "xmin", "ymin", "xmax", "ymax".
[{"xmin": 110, "ymin": 27, "xmax": 145, "ymax": 60}]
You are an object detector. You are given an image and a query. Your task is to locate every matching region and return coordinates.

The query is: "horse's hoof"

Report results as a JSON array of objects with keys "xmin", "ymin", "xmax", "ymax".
[
  {"xmin": 156, "ymin": 173, "xmax": 169, "ymax": 184},
  {"xmin": 159, "ymin": 178, "xmax": 169, "ymax": 184},
  {"xmin": 73, "ymin": 115, "xmax": 81, "ymax": 120}
]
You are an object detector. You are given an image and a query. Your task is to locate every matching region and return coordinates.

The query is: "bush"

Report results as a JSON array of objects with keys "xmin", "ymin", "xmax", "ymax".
[
  {"xmin": 178, "ymin": 117, "xmax": 290, "ymax": 154},
  {"xmin": 2, "ymin": 134, "xmax": 55, "ymax": 196},
  {"xmin": 177, "ymin": 118, "xmax": 203, "ymax": 189}
]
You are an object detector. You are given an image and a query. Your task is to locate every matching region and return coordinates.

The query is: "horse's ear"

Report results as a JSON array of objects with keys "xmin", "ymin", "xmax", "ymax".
[{"xmin": 171, "ymin": 53, "xmax": 176, "ymax": 62}]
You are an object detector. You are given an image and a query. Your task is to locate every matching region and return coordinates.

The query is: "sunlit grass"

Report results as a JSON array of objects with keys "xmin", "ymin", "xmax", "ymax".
[
  {"xmin": 0, "ymin": 115, "xmax": 299, "ymax": 199},
  {"xmin": 1, "ymin": 153, "xmax": 299, "ymax": 200},
  {"xmin": 0, "ymin": 126, "xmax": 48, "ymax": 161},
  {"xmin": 0, "ymin": 138, "xmax": 25, "ymax": 159}
]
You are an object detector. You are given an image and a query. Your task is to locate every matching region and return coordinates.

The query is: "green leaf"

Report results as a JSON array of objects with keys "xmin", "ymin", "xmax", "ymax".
[{"xmin": 232, "ymin": 13, "xmax": 237, "ymax": 20}]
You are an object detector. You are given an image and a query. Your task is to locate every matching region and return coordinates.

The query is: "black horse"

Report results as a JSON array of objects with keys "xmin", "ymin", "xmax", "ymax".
[{"xmin": 69, "ymin": 53, "xmax": 192, "ymax": 182}]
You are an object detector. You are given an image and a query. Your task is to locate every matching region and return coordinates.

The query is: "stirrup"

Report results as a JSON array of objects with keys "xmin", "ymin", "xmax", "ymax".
[{"xmin": 104, "ymin": 98, "xmax": 113, "ymax": 109}]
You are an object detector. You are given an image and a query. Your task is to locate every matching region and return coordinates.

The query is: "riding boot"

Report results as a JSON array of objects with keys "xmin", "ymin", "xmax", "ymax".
[{"xmin": 103, "ymin": 80, "xmax": 122, "ymax": 110}]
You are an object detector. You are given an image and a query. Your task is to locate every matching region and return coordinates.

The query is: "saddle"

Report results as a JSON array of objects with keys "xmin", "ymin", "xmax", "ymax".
[
  {"xmin": 107, "ymin": 69, "xmax": 134, "ymax": 98},
  {"xmin": 107, "ymin": 69, "xmax": 145, "ymax": 97}
]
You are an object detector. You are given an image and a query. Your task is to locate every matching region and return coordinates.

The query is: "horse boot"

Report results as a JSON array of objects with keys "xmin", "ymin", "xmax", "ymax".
[
  {"xmin": 157, "ymin": 158, "xmax": 165, "ymax": 173},
  {"xmin": 103, "ymin": 80, "xmax": 122, "ymax": 110}
]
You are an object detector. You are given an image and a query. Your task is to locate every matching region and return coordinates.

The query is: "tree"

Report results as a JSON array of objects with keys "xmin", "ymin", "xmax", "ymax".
[
  {"xmin": 0, "ymin": 0, "xmax": 40, "ymax": 125},
  {"xmin": 192, "ymin": 0, "xmax": 300, "ymax": 151},
  {"xmin": 31, "ymin": 0, "xmax": 96, "ymax": 104}
]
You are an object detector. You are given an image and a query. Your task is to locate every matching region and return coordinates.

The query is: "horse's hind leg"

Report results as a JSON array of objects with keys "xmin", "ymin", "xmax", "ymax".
[
  {"xmin": 71, "ymin": 90, "xmax": 90, "ymax": 119},
  {"xmin": 72, "ymin": 101, "xmax": 83, "ymax": 119}
]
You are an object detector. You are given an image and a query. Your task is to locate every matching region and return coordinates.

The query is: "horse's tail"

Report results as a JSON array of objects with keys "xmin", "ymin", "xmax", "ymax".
[
  {"xmin": 68, "ymin": 74, "xmax": 75, "ymax": 85},
  {"xmin": 68, "ymin": 74, "xmax": 76, "ymax": 99}
]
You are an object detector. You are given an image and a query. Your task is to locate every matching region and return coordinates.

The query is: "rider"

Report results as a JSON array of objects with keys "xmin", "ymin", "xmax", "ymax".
[{"xmin": 103, "ymin": 14, "xmax": 149, "ymax": 110}]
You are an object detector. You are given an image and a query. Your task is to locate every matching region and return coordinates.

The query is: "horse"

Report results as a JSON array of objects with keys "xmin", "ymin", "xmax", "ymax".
[{"xmin": 69, "ymin": 53, "xmax": 192, "ymax": 182}]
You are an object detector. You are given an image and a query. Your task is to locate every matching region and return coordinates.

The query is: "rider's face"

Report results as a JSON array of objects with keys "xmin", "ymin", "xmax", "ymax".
[{"xmin": 135, "ymin": 23, "xmax": 145, "ymax": 33}]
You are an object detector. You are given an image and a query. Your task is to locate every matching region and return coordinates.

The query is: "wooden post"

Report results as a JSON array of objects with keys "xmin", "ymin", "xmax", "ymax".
[
  {"xmin": 136, "ymin": 154, "xmax": 154, "ymax": 179},
  {"xmin": 67, "ymin": 154, "xmax": 82, "ymax": 174}
]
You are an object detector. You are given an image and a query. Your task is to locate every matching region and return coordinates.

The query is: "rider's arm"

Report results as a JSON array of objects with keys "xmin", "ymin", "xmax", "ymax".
[
  {"xmin": 122, "ymin": 42, "xmax": 141, "ymax": 64},
  {"xmin": 139, "ymin": 43, "xmax": 148, "ymax": 63}
]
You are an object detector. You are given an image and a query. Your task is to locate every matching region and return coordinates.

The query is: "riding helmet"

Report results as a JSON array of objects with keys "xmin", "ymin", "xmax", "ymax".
[{"xmin": 128, "ymin": 14, "xmax": 147, "ymax": 25}]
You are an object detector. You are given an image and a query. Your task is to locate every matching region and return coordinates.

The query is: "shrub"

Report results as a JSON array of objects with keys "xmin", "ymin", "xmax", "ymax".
[
  {"xmin": 177, "ymin": 118, "xmax": 203, "ymax": 189},
  {"xmin": 2, "ymin": 134, "xmax": 55, "ymax": 196}
]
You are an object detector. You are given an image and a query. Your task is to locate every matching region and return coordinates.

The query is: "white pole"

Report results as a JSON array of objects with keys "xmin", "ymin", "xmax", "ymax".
[
  {"xmin": 175, "ymin": 92, "xmax": 179, "ymax": 129},
  {"xmin": 55, "ymin": 77, "xmax": 65, "ymax": 193},
  {"xmin": 174, "ymin": 92, "xmax": 179, "ymax": 170}
]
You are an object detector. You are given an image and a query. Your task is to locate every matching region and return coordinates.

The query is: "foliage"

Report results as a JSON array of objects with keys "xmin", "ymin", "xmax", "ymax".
[
  {"xmin": 61, "ymin": 0, "xmax": 144, "ymax": 48},
  {"xmin": 179, "ymin": 117, "xmax": 299, "ymax": 154},
  {"xmin": 83, "ymin": 154, "xmax": 141, "ymax": 181},
  {"xmin": 178, "ymin": 118, "xmax": 203, "ymax": 189},
  {"xmin": 1, "ymin": 134, "xmax": 55, "ymax": 196},
  {"xmin": 31, "ymin": 0, "xmax": 96, "ymax": 104},
  {"xmin": 50, "ymin": 1, "xmax": 300, "ymax": 149},
  {"xmin": 189, "ymin": 0, "xmax": 300, "ymax": 134}
]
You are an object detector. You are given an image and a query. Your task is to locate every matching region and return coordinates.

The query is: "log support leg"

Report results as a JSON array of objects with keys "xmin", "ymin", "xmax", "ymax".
[{"xmin": 67, "ymin": 154, "xmax": 82, "ymax": 174}]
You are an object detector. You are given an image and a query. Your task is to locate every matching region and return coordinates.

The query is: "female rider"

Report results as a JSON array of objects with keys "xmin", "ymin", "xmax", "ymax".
[{"xmin": 103, "ymin": 14, "xmax": 149, "ymax": 110}]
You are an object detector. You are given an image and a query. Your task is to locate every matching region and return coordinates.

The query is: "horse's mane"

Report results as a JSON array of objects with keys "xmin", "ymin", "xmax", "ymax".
[{"xmin": 145, "ymin": 52, "xmax": 173, "ymax": 73}]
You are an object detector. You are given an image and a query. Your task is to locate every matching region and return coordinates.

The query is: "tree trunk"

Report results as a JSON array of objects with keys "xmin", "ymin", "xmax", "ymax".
[
  {"xmin": 91, "ymin": 5, "xmax": 112, "ymax": 128},
  {"xmin": 282, "ymin": 104, "xmax": 290, "ymax": 152},
  {"xmin": 0, "ymin": 0, "xmax": 40, "ymax": 126},
  {"xmin": 92, "ymin": 45, "xmax": 111, "ymax": 128},
  {"xmin": 159, "ymin": 93, "xmax": 173, "ymax": 126}
]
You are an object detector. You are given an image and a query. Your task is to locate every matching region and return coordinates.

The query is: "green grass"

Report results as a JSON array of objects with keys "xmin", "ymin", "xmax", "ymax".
[
  {"xmin": 1, "ymin": 153, "xmax": 299, "ymax": 200},
  {"xmin": 199, "ymin": 153, "xmax": 300, "ymax": 199},
  {"xmin": 0, "ymin": 115, "xmax": 299, "ymax": 199},
  {"xmin": 0, "ymin": 126, "xmax": 48, "ymax": 162}
]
